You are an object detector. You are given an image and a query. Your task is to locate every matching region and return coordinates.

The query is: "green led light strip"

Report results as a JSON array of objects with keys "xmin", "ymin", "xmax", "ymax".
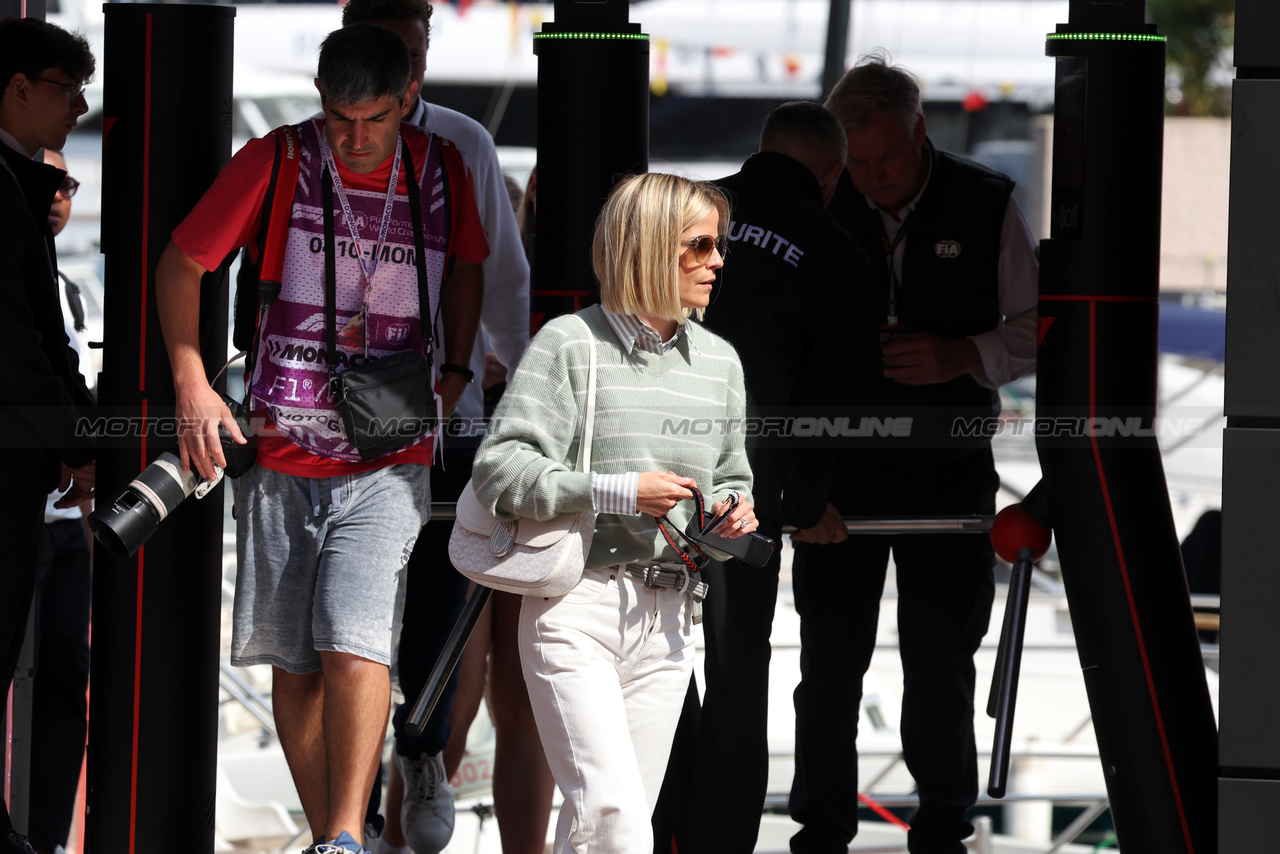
[
  {"xmin": 534, "ymin": 32, "xmax": 649, "ymax": 41},
  {"xmin": 1047, "ymin": 32, "xmax": 1166, "ymax": 43}
]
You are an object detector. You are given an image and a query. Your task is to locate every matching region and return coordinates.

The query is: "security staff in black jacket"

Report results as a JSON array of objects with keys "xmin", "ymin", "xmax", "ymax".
[
  {"xmin": 0, "ymin": 19, "xmax": 96, "ymax": 854},
  {"xmin": 655, "ymin": 102, "xmax": 872, "ymax": 854},
  {"xmin": 787, "ymin": 57, "xmax": 1037, "ymax": 854}
]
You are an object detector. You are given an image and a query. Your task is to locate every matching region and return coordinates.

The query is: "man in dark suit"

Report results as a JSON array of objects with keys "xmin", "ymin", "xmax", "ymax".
[{"xmin": 0, "ymin": 17, "xmax": 97, "ymax": 854}]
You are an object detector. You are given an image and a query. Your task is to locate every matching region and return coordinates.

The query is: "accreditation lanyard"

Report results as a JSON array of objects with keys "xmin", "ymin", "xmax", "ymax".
[
  {"xmin": 877, "ymin": 210, "xmax": 911, "ymax": 326},
  {"xmin": 319, "ymin": 126, "xmax": 402, "ymax": 354}
]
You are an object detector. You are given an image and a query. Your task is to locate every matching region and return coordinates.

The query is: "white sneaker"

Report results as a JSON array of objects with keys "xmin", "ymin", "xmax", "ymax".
[{"xmin": 395, "ymin": 751, "xmax": 455, "ymax": 854}]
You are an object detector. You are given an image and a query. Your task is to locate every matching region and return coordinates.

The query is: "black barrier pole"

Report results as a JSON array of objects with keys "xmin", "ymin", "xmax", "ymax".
[
  {"xmin": 1220, "ymin": 2, "xmax": 1280, "ymax": 848},
  {"xmin": 987, "ymin": 548, "xmax": 1034, "ymax": 799},
  {"xmin": 86, "ymin": 6, "xmax": 234, "ymax": 851},
  {"xmin": 1035, "ymin": 1, "xmax": 1216, "ymax": 850},
  {"xmin": 529, "ymin": 0, "xmax": 648, "ymax": 329},
  {"xmin": 404, "ymin": 587, "xmax": 493, "ymax": 736}
]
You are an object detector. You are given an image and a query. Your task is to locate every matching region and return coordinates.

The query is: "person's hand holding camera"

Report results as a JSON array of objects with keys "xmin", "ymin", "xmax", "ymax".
[{"xmin": 174, "ymin": 378, "xmax": 246, "ymax": 481}]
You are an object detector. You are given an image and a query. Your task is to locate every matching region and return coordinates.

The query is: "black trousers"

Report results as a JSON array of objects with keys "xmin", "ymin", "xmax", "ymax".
[
  {"xmin": 0, "ymin": 474, "xmax": 48, "ymax": 836},
  {"xmin": 390, "ymin": 442, "xmax": 476, "ymax": 758},
  {"xmin": 658, "ymin": 540, "xmax": 783, "ymax": 854},
  {"xmin": 789, "ymin": 451, "xmax": 997, "ymax": 854},
  {"xmin": 29, "ymin": 519, "xmax": 92, "ymax": 850}
]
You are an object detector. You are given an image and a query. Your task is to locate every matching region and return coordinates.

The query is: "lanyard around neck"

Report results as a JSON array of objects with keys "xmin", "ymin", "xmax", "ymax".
[
  {"xmin": 319, "ymin": 126, "xmax": 402, "ymax": 291},
  {"xmin": 321, "ymin": 136, "xmax": 434, "ymax": 376},
  {"xmin": 876, "ymin": 211, "xmax": 911, "ymax": 324}
]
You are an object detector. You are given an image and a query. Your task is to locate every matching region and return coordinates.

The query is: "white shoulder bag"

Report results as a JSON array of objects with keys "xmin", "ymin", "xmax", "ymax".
[{"xmin": 448, "ymin": 315, "xmax": 597, "ymax": 596}]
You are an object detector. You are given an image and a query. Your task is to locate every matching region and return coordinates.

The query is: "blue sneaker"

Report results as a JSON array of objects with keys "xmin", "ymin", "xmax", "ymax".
[{"xmin": 305, "ymin": 831, "xmax": 369, "ymax": 854}]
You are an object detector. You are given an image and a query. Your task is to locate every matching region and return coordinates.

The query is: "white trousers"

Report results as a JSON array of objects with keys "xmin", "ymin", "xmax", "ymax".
[{"xmin": 519, "ymin": 566, "xmax": 698, "ymax": 854}]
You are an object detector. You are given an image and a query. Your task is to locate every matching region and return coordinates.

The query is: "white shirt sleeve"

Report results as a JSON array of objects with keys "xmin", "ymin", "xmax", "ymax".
[
  {"xmin": 969, "ymin": 195, "xmax": 1038, "ymax": 388},
  {"xmin": 592, "ymin": 471, "xmax": 640, "ymax": 516}
]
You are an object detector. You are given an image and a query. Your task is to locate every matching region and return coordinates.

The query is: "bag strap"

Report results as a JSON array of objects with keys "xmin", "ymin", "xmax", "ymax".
[
  {"xmin": 322, "ymin": 166, "xmax": 338, "ymax": 375},
  {"xmin": 567, "ymin": 313, "xmax": 597, "ymax": 473},
  {"xmin": 238, "ymin": 125, "xmax": 301, "ymax": 386},
  {"xmin": 257, "ymin": 124, "xmax": 302, "ymax": 297},
  {"xmin": 401, "ymin": 135, "xmax": 435, "ymax": 367}
]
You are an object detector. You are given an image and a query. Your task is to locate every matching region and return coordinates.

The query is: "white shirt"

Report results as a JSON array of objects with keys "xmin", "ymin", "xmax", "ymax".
[
  {"xmin": 410, "ymin": 98, "xmax": 531, "ymax": 436},
  {"xmin": 46, "ymin": 274, "xmax": 94, "ymax": 522},
  {"xmin": 872, "ymin": 155, "xmax": 1038, "ymax": 389},
  {"xmin": 0, "ymin": 125, "xmax": 35, "ymax": 158}
]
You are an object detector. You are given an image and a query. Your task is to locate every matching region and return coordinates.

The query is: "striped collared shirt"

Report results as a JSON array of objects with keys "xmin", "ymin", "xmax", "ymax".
[{"xmin": 590, "ymin": 310, "xmax": 692, "ymax": 514}]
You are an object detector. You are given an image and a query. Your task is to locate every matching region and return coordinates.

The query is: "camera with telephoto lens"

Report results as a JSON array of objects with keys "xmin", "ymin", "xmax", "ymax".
[{"xmin": 89, "ymin": 451, "xmax": 224, "ymax": 560}]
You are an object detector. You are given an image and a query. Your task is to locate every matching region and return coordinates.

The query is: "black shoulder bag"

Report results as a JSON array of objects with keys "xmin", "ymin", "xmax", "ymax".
[{"xmin": 322, "ymin": 136, "xmax": 440, "ymax": 461}]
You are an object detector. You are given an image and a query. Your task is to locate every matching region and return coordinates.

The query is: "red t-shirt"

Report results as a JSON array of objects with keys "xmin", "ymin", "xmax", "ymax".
[{"xmin": 173, "ymin": 123, "xmax": 489, "ymax": 477}]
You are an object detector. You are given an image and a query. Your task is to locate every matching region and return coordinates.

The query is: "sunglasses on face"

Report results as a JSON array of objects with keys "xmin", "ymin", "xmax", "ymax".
[
  {"xmin": 679, "ymin": 234, "xmax": 728, "ymax": 264},
  {"xmin": 58, "ymin": 175, "xmax": 80, "ymax": 198}
]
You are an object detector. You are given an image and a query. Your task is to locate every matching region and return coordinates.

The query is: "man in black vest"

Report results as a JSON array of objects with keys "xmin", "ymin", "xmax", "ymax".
[
  {"xmin": 0, "ymin": 17, "xmax": 97, "ymax": 854},
  {"xmin": 787, "ymin": 56, "xmax": 1037, "ymax": 854},
  {"xmin": 659, "ymin": 101, "xmax": 868, "ymax": 854}
]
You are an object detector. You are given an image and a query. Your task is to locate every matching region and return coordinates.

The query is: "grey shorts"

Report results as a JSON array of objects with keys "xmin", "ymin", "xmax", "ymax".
[{"xmin": 231, "ymin": 463, "xmax": 431, "ymax": 673}]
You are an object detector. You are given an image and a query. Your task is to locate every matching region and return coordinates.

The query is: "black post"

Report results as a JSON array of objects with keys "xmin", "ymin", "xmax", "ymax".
[
  {"xmin": 1220, "ymin": 2, "xmax": 1280, "ymax": 850},
  {"xmin": 820, "ymin": 0, "xmax": 851, "ymax": 99},
  {"xmin": 1035, "ymin": 1, "xmax": 1216, "ymax": 851},
  {"xmin": 0, "ymin": 0, "xmax": 44, "ymax": 19},
  {"xmin": 530, "ymin": 0, "xmax": 648, "ymax": 329},
  {"xmin": 86, "ymin": 5, "xmax": 234, "ymax": 851}
]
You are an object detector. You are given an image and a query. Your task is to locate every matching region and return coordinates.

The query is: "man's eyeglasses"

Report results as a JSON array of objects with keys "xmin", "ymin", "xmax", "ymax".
[
  {"xmin": 32, "ymin": 74, "xmax": 86, "ymax": 104},
  {"xmin": 679, "ymin": 235, "xmax": 728, "ymax": 264},
  {"xmin": 58, "ymin": 175, "xmax": 80, "ymax": 198}
]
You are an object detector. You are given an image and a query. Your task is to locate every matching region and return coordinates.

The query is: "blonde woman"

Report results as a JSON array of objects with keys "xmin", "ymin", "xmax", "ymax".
[{"xmin": 471, "ymin": 172, "xmax": 757, "ymax": 853}]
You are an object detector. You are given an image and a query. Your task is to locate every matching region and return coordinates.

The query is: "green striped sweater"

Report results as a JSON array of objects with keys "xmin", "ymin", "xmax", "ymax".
[{"xmin": 472, "ymin": 305, "xmax": 754, "ymax": 570}]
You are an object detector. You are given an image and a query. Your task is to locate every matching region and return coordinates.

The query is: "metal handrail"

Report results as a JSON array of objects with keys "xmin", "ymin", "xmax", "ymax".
[
  {"xmin": 1047, "ymin": 799, "xmax": 1111, "ymax": 854},
  {"xmin": 762, "ymin": 791, "xmax": 1108, "ymax": 810},
  {"xmin": 431, "ymin": 502, "xmax": 993, "ymax": 535},
  {"xmin": 218, "ymin": 659, "xmax": 276, "ymax": 735}
]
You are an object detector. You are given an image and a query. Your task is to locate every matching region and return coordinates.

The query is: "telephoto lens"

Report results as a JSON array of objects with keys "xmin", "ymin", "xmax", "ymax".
[{"xmin": 89, "ymin": 451, "xmax": 223, "ymax": 559}]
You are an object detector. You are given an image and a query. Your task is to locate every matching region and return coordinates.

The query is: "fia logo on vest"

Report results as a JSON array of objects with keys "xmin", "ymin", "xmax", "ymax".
[{"xmin": 935, "ymin": 240, "xmax": 962, "ymax": 259}]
